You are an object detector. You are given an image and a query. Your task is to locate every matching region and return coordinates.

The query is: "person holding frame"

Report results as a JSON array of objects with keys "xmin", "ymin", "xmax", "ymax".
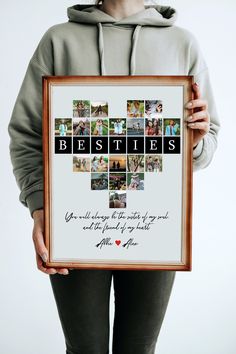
[{"xmin": 8, "ymin": 0, "xmax": 220, "ymax": 353}]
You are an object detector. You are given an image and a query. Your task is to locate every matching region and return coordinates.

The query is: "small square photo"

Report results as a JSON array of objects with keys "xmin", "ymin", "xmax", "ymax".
[
  {"xmin": 91, "ymin": 118, "xmax": 108, "ymax": 136},
  {"xmin": 109, "ymin": 191, "xmax": 127, "ymax": 208},
  {"xmin": 91, "ymin": 155, "xmax": 108, "ymax": 172},
  {"xmin": 127, "ymin": 173, "xmax": 144, "ymax": 190},
  {"xmin": 91, "ymin": 101, "xmax": 108, "ymax": 117},
  {"xmin": 109, "ymin": 155, "xmax": 127, "ymax": 172},
  {"xmin": 145, "ymin": 118, "xmax": 162, "ymax": 136},
  {"xmin": 73, "ymin": 100, "xmax": 90, "ymax": 117},
  {"xmin": 109, "ymin": 119, "xmax": 126, "ymax": 136},
  {"xmin": 145, "ymin": 155, "xmax": 163, "ymax": 172},
  {"xmin": 91, "ymin": 173, "xmax": 108, "ymax": 190},
  {"xmin": 55, "ymin": 118, "xmax": 72, "ymax": 136},
  {"xmin": 127, "ymin": 118, "xmax": 144, "ymax": 136},
  {"xmin": 145, "ymin": 100, "xmax": 163, "ymax": 118},
  {"xmin": 127, "ymin": 100, "xmax": 144, "ymax": 118},
  {"xmin": 73, "ymin": 118, "xmax": 90, "ymax": 136},
  {"xmin": 127, "ymin": 155, "xmax": 145, "ymax": 172},
  {"xmin": 109, "ymin": 173, "xmax": 127, "ymax": 191},
  {"xmin": 73, "ymin": 155, "xmax": 91, "ymax": 172},
  {"xmin": 164, "ymin": 119, "xmax": 181, "ymax": 136}
]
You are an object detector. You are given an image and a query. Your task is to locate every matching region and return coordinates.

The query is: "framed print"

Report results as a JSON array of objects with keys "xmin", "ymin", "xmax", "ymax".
[{"xmin": 43, "ymin": 75, "xmax": 193, "ymax": 270}]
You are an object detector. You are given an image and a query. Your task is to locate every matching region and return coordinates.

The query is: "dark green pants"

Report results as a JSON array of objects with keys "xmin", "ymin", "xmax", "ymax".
[{"xmin": 49, "ymin": 269, "xmax": 176, "ymax": 354}]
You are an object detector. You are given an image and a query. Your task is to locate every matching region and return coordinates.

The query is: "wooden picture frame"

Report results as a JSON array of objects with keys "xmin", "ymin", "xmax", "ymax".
[{"xmin": 43, "ymin": 75, "xmax": 193, "ymax": 270}]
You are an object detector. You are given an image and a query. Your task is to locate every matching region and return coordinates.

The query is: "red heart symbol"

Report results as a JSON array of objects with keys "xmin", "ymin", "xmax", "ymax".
[{"xmin": 115, "ymin": 240, "xmax": 121, "ymax": 246}]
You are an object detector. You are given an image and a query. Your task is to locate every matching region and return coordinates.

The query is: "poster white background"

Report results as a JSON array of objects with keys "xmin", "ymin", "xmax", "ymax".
[
  {"xmin": 1, "ymin": 1, "xmax": 235, "ymax": 353},
  {"xmin": 51, "ymin": 84, "xmax": 183, "ymax": 263}
]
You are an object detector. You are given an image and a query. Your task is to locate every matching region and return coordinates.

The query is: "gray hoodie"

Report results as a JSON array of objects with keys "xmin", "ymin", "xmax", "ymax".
[{"xmin": 8, "ymin": 4, "xmax": 220, "ymax": 218}]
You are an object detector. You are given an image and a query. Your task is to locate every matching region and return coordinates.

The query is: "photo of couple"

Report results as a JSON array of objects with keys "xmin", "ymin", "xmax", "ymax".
[
  {"xmin": 73, "ymin": 118, "xmax": 90, "ymax": 136},
  {"xmin": 145, "ymin": 155, "xmax": 163, "ymax": 172},
  {"xmin": 145, "ymin": 100, "xmax": 163, "ymax": 118},
  {"xmin": 91, "ymin": 155, "xmax": 108, "ymax": 172},
  {"xmin": 127, "ymin": 155, "xmax": 145, "ymax": 172},
  {"xmin": 91, "ymin": 101, "xmax": 108, "ymax": 117},
  {"xmin": 145, "ymin": 118, "xmax": 162, "ymax": 136},
  {"xmin": 109, "ymin": 155, "xmax": 126, "ymax": 172},
  {"xmin": 164, "ymin": 119, "xmax": 181, "ymax": 136},
  {"xmin": 127, "ymin": 100, "xmax": 144, "ymax": 118},
  {"xmin": 109, "ymin": 191, "xmax": 127, "ymax": 209},
  {"xmin": 73, "ymin": 155, "xmax": 90, "ymax": 172},
  {"xmin": 73, "ymin": 100, "xmax": 90, "ymax": 118}
]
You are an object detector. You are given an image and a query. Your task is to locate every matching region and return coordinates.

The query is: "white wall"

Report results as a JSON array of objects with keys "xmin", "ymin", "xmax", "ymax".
[{"xmin": 1, "ymin": 1, "xmax": 235, "ymax": 353}]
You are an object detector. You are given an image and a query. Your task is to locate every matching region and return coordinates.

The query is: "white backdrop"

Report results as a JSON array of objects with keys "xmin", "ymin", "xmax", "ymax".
[{"xmin": 1, "ymin": 1, "xmax": 235, "ymax": 353}]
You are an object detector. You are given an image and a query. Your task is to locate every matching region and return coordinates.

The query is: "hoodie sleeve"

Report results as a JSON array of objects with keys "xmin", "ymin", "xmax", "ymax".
[
  {"xmin": 187, "ymin": 33, "xmax": 220, "ymax": 172},
  {"xmin": 8, "ymin": 28, "xmax": 54, "ymax": 219}
]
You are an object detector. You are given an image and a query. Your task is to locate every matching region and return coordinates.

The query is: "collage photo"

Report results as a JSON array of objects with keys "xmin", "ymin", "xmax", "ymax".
[{"xmin": 55, "ymin": 99, "xmax": 181, "ymax": 208}]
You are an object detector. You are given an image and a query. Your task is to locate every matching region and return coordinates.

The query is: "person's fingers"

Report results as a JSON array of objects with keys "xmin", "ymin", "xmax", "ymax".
[
  {"xmin": 32, "ymin": 225, "xmax": 48, "ymax": 264},
  {"xmin": 192, "ymin": 82, "xmax": 201, "ymax": 99},
  {"xmin": 36, "ymin": 253, "xmax": 69, "ymax": 275},
  {"xmin": 187, "ymin": 121, "xmax": 210, "ymax": 133},
  {"xmin": 36, "ymin": 252, "xmax": 57, "ymax": 275},
  {"xmin": 32, "ymin": 213, "xmax": 69, "ymax": 276},
  {"xmin": 56, "ymin": 268, "xmax": 69, "ymax": 275},
  {"xmin": 185, "ymin": 98, "xmax": 208, "ymax": 111},
  {"xmin": 186, "ymin": 110, "xmax": 210, "ymax": 123},
  {"xmin": 185, "ymin": 82, "xmax": 201, "ymax": 112}
]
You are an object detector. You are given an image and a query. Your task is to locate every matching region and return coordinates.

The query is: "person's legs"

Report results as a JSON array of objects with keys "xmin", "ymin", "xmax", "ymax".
[
  {"xmin": 49, "ymin": 269, "xmax": 113, "ymax": 354},
  {"xmin": 112, "ymin": 270, "xmax": 176, "ymax": 354}
]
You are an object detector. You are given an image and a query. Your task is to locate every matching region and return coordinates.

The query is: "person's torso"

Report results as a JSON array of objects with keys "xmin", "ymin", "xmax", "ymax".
[{"xmin": 51, "ymin": 22, "xmax": 191, "ymax": 76}]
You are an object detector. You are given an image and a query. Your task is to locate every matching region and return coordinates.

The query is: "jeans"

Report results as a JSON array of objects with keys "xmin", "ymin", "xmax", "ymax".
[{"xmin": 49, "ymin": 269, "xmax": 176, "ymax": 354}]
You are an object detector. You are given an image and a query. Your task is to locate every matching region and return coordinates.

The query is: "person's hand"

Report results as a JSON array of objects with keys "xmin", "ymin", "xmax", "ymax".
[
  {"xmin": 32, "ymin": 209, "xmax": 72, "ymax": 275},
  {"xmin": 185, "ymin": 82, "xmax": 210, "ymax": 148}
]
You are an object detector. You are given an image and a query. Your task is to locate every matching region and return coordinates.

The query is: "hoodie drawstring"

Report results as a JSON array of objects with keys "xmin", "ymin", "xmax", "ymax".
[
  {"xmin": 97, "ymin": 23, "xmax": 106, "ymax": 76},
  {"xmin": 97, "ymin": 23, "xmax": 142, "ymax": 76},
  {"xmin": 130, "ymin": 25, "xmax": 142, "ymax": 75}
]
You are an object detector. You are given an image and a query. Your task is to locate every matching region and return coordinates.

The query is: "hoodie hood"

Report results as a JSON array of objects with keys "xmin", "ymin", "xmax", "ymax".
[
  {"xmin": 67, "ymin": 4, "xmax": 177, "ymax": 75},
  {"xmin": 67, "ymin": 4, "xmax": 177, "ymax": 27}
]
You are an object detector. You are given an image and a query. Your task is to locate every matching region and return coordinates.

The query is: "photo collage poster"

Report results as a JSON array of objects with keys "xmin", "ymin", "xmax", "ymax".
[{"xmin": 49, "ymin": 81, "xmax": 186, "ymax": 266}]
